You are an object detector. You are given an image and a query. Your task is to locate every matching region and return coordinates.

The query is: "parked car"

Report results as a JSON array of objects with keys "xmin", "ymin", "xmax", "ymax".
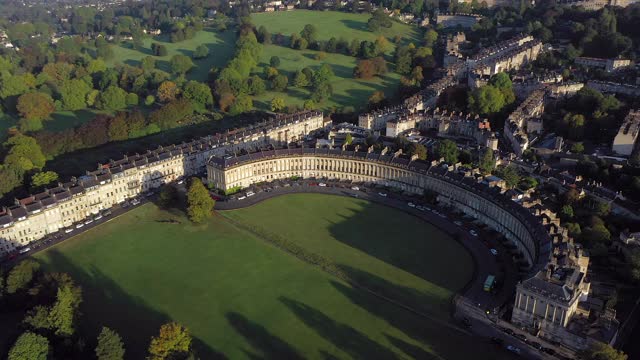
[
  {"xmin": 246, "ymin": 191, "xmax": 255, "ymax": 197},
  {"xmin": 319, "ymin": 183, "xmax": 327, "ymax": 187},
  {"xmin": 19, "ymin": 247, "xmax": 31, "ymax": 254},
  {"xmin": 102, "ymin": 209, "xmax": 112, "ymax": 216},
  {"xmin": 94, "ymin": 214, "xmax": 103, "ymax": 221},
  {"xmin": 238, "ymin": 196, "xmax": 247, "ymax": 200},
  {"xmin": 506, "ymin": 345, "xmax": 521, "ymax": 354},
  {"xmin": 407, "ymin": 202, "xmax": 416, "ymax": 208},
  {"xmin": 351, "ymin": 186, "xmax": 360, "ymax": 191},
  {"xmin": 514, "ymin": 333, "xmax": 527, "ymax": 342},
  {"xmin": 84, "ymin": 219, "xmax": 93, "ymax": 225},
  {"xmin": 75, "ymin": 223, "xmax": 84, "ymax": 229},
  {"xmin": 542, "ymin": 347, "xmax": 556, "ymax": 355},
  {"xmin": 454, "ymin": 221, "xmax": 463, "ymax": 226},
  {"xmin": 490, "ymin": 248, "xmax": 498, "ymax": 256},
  {"xmin": 469, "ymin": 230, "xmax": 478, "ymax": 237},
  {"xmin": 131, "ymin": 199, "xmax": 141, "ymax": 206},
  {"xmin": 529, "ymin": 341, "xmax": 543, "ymax": 350},
  {"xmin": 65, "ymin": 228, "xmax": 74, "ymax": 233},
  {"xmin": 378, "ymin": 192, "xmax": 387, "ymax": 197}
]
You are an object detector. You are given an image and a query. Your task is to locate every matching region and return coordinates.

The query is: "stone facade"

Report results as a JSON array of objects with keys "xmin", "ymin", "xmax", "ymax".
[
  {"xmin": 504, "ymin": 89, "xmax": 546, "ymax": 156},
  {"xmin": 0, "ymin": 111, "xmax": 327, "ymax": 255},
  {"xmin": 575, "ymin": 57, "xmax": 631, "ymax": 72},
  {"xmin": 435, "ymin": 13, "xmax": 483, "ymax": 28},
  {"xmin": 612, "ymin": 110, "xmax": 640, "ymax": 156}
]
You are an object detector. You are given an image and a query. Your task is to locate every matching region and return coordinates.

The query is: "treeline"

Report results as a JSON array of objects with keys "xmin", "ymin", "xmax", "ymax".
[
  {"xmin": 0, "ymin": 260, "xmax": 198, "ymax": 360},
  {"xmin": 168, "ymin": 20, "xmax": 204, "ymax": 43}
]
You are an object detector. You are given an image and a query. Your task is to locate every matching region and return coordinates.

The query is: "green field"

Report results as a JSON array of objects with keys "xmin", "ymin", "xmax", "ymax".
[
  {"xmin": 252, "ymin": 10, "xmax": 421, "ymax": 45},
  {"xmin": 32, "ymin": 195, "xmax": 513, "ymax": 359},
  {"xmin": 252, "ymin": 45, "xmax": 403, "ymax": 111},
  {"xmin": 109, "ymin": 29, "xmax": 237, "ymax": 81}
]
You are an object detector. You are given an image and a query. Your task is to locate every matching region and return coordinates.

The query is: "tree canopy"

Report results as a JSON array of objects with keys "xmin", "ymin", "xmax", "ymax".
[
  {"xmin": 8, "ymin": 332, "xmax": 49, "ymax": 360},
  {"xmin": 148, "ymin": 322, "xmax": 193, "ymax": 360},
  {"xmin": 96, "ymin": 327, "xmax": 125, "ymax": 360},
  {"xmin": 186, "ymin": 178, "xmax": 214, "ymax": 223}
]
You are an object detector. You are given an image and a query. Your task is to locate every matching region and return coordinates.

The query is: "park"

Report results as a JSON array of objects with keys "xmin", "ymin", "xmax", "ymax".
[{"xmin": 30, "ymin": 193, "xmax": 514, "ymax": 359}]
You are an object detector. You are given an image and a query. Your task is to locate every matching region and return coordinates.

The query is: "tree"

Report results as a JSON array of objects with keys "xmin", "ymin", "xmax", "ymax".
[
  {"xmin": 187, "ymin": 178, "xmax": 214, "ymax": 223},
  {"xmin": 345, "ymin": 133, "xmax": 353, "ymax": 145},
  {"xmin": 97, "ymin": 86, "xmax": 127, "ymax": 110},
  {"xmin": 300, "ymin": 24, "xmax": 318, "ymax": 44},
  {"xmin": 479, "ymin": 148, "xmax": 496, "ymax": 174},
  {"xmin": 582, "ymin": 217, "xmax": 611, "ymax": 245},
  {"xmin": 408, "ymin": 143, "xmax": 427, "ymax": 160},
  {"xmin": 424, "ymin": 29, "xmax": 438, "ymax": 47},
  {"xmin": 519, "ymin": 176, "xmax": 538, "ymax": 190},
  {"xmin": 271, "ymin": 75, "xmax": 288, "ymax": 92},
  {"xmin": 561, "ymin": 205, "xmax": 574, "ymax": 219},
  {"xmin": 495, "ymin": 165, "xmax": 521, "ymax": 189},
  {"xmin": 31, "ymin": 171, "xmax": 59, "ymax": 188},
  {"xmin": 193, "ymin": 45, "xmax": 209, "ymax": 59},
  {"xmin": 8, "ymin": 332, "xmax": 49, "ymax": 360},
  {"xmin": 145, "ymin": 95, "xmax": 156, "ymax": 106},
  {"xmin": 59, "ymin": 79, "xmax": 91, "ymax": 111},
  {"xmin": 312, "ymin": 64, "xmax": 334, "ymax": 86},
  {"xmin": 6, "ymin": 260, "xmax": 40, "ymax": 294},
  {"xmin": 468, "ymin": 85, "xmax": 506, "ymax": 116},
  {"xmin": 148, "ymin": 322, "xmax": 193, "ymax": 360},
  {"xmin": 49, "ymin": 285, "xmax": 82, "ymax": 336},
  {"xmin": 96, "ymin": 327, "xmax": 125, "ymax": 360},
  {"xmin": 17, "ymin": 92, "xmax": 55, "ymax": 121},
  {"xmin": 159, "ymin": 185, "xmax": 178, "ymax": 208},
  {"xmin": 293, "ymin": 71, "xmax": 309, "ymax": 88},
  {"xmin": 270, "ymin": 97, "xmax": 286, "ymax": 112},
  {"xmin": 270, "ymin": 56, "xmax": 281, "ymax": 68},
  {"xmin": 435, "ymin": 140, "xmax": 459, "ymax": 164},
  {"xmin": 141, "ymin": 56, "xmax": 156, "ymax": 72},
  {"xmin": 170, "ymin": 55, "xmax": 194, "ymax": 75},
  {"xmin": 228, "ymin": 95, "xmax": 253, "ymax": 115},
  {"xmin": 311, "ymin": 82, "xmax": 333, "ymax": 103},
  {"xmin": 183, "ymin": 81, "xmax": 213, "ymax": 111},
  {"xmin": 157, "ymin": 81, "xmax": 179, "ymax": 103},
  {"xmin": 303, "ymin": 99, "xmax": 316, "ymax": 110},
  {"xmin": 126, "ymin": 93, "xmax": 139, "ymax": 106},
  {"xmin": 579, "ymin": 342, "xmax": 627, "ymax": 360},
  {"xmin": 571, "ymin": 142, "xmax": 585, "ymax": 153},
  {"xmin": 4, "ymin": 135, "xmax": 46, "ymax": 171},
  {"xmin": 369, "ymin": 90, "xmax": 385, "ymax": 106}
]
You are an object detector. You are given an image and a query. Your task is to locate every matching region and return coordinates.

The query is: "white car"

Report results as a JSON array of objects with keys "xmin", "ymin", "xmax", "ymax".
[
  {"xmin": 84, "ymin": 219, "xmax": 94, "ymax": 225},
  {"xmin": 378, "ymin": 192, "xmax": 387, "ymax": 197},
  {"xmin": 131, "ymin": 199, "xmax": 141, "ymax": 205},
  {"xmin": 76, "ymin": 223, "xmax": 85, "ymax": 229},
  {"xmin": 246, "ymin": 191, "xmax": 255, "ymax": 197},
  {"xmin": 319, "ymin": 183, "xmax": 327, "ymax": 187},
  {"xmin": 407, "ymin": 202, "xmax": 416, "ymax": 208},
  {"xmin": 416, "ymin": 206, "xmax": 425, "ymax": 211},
  {"xmin": 454, "ymin": 221, "xmax": 463, "ymax": 226},
  {"xmin": 19, "ymin": 247, "xmax": 31, "ymax": 254},
  {"xmin": 238, "ymin": 196, "xmax": 247, "ymax": 200},
  {"xmin": 490, "ymin": 249, "xmax": 498, "ymax": 256},
  {"xmin": 177, "ymin": 180, "xmax": 184, "ymax": 185},
  {"xmin": 94, "ymin": 214, "xmax": 103, "ymax": 221},
  {"xmin": 64, "ymin": 228, "xmax": 74, "ymax": 233},
  {"xmin": 351, "ymin": 186, "xmax": 360, "ymax": 191},
  {"xmin": 506, "ymin": 345, "xmax": 521, "ymax": 354},
  {"xmin": 469, "ymin": 230, "xmax": 478, "ymax": 237}
]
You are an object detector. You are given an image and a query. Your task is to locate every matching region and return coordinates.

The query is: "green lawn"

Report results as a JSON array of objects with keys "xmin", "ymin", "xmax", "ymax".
[
  {"xmin": 252, "ymin": 10, "xmax": 422, "ymax": 45},
  {"xmin": 253, "ymin": 45, "xmax": 402, "ymax": 111},
  {"xmin": 109, "ymin": 29, "xmax": 237, "ymax": 81},
  {"xmin": 32, "ymin": 195, "xmax": 514, "ymax": 360}
]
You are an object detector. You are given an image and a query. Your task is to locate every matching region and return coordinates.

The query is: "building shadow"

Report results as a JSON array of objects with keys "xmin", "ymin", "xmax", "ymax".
[
  {"xmin": 225, "ymin": 312, "xmax": 303, "ymax": 360},
  {"xmin": 37, "ymin": 249, "xmax": 224, "ymax": 359},
  {"xmin": 279, "ymin": 296, "xmax": 400, "ymax": 359}
]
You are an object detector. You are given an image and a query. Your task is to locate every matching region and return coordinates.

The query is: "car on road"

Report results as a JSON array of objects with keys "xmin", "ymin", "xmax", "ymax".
[
  {"xmin": 469, "ymin": 229, "xmax": 478, "ymax": 236},
  {"xmin": 438, "ymin": 213, "xmax": 447, "ymax": 219},
  {"xmin": 454, "ymin": 221, "xmax": 463, "ymax": 226},
  {"xmin": 94, "ymin": 214, "xmax": 103, "ymax": 221},
  {"xmin": 351, "ymin": 186, "xmax": 360, "ymax": 191},
  {"xmin": 102, "ymin": 209, "xmax": 112, "ymax": 216},
  {"xmin": 238, "ymin": 196, "xmax": 247, "ymax": 200},
  {"xmin": 378, "ymin": 192, "xmax": 387, "ymax": 197},
  {"xmin": 416, "ymin": 206, "xmax": 425, "ymax": 211},
  {"xmin": 514, "ymin": 333, "xmax": 527, "ymax": 342},
  {"xmin": 177, "ymin": 180, "xmax": 184, "ymax": 185},
  {"xmin": 490, "ymin": 248, "xmax": 498, "ymax": 256},
  {"xmin": 131, "ymin": 199, "xmax": 141, "ymax": 206},
  {"xmin": 319, "ymin": 183, "xmax": 327, "ymax": 187},
  {"xmin": 506, "ymin": 345, "xmax": 521, "ymax": 354},
  {"xmin": 529, "ymin": 342, "xmax": 543, "ymax": 350},
  {"xmin": 84, "ymin": 219, "xmax": 93, "ymax": 225},
  {"xmin": 19, "ymin": 247, "xmax": 31, "ymax": 254},
  {"xmin": 246, "ymin": 191, "xmax": 255, "ymax": 197},
  {"xmin": 504, "ymin": 328, "xmax": 514, "ymax": 335},
  {"xmin": 407, "ymin": 202, "xmax": 416, "ymax": 208},
  {"xmin": 75, "ymin": 223, "xmax": 84, "ymax": 229},
  {"xmin": 542, "ymin": 347, "xmax": 556, "ymax": 355},
  {"xmin": 65, "ymin": 228, "xmax": 74, "ymax": 233}
]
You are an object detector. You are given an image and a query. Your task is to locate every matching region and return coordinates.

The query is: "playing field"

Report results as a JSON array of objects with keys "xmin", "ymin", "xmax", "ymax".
[{"xmin": 33, "ymin": 194, "xmax": 513, "ymax": 359}]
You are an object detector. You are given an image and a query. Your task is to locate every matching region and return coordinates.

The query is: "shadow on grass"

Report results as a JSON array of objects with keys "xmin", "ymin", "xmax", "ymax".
[
  {"xmin": 38, "ymin": 249, "xmax": 225, "ymax": 359},
  {"xmin": 340, "ymin": 19, "xmax": 368, "ymax": 32},
  {"xmin": 279, "ymin": 296, "xmax": 400, "ymax": 359},
  {"xmin": 226, "ymin": 312, "xmax": 303, "ymax": 360}
]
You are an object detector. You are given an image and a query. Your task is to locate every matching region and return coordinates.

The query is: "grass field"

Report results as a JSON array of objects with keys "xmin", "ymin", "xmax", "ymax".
[
  {"xmin": 252, "ymin": 45, "xmax": 402, "ymax": 111},
  {"xmin": 252, "ymin": 10, "xmax": 422, "ymax": 45},
  {"xmin": 109, "ymin": 29, "xmax": 236, "ymax": 81},
  {"xmin": 32, "ymin": 195, "xmax": 514, "ymax": 359}
]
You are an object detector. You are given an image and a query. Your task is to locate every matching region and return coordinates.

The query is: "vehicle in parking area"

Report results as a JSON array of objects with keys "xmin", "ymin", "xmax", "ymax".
[
  {"xmin": 319, "ymin": 183, "xmax": 327, "ymax": 187},
  {"xmin": 490, "ymin": 248, "xmax": 498, "ymax": 256},
  {"xmin": 416, "ymin": 206, "xmax": 425, "ymax": 211},
  {"xmin": 177, "ymin": 180, "xmax": 184, "ymax": 185},
  {"xmin": 131, "ymin": 199, "xmax": 141, "ymax": 206},
  {"xmin": 19, "ymin": 247, "xmax": 31, "ymax": 254},
  {"xmin": 238, "ymin": 196, "xmax": 247, "ymax": 200},
  {"xmin": 65, "ymin": 228, "xmax": 74, "ymax": 233},
  {"xmin": 438, "ymin": 213, "xmax": 447, "ymax": 218},
  {"xmin": 514, "ymin": 333, "xmax": 527, "ymax": 342},
  {"xmin": 506, "ymin": 345, "xmax": 521, "ymax": 354},
  {"xmin": 94, "ymin": 214, "xmax": 103, "ymax": 221},
  {"xmin": 102, "ymin": 209, "xmax": 112, "ymax": 216},
  {"xmin": 529, "ymin": 342, "xmax": 543, "ymax": 350},
  {"xmin": 84, "ymin": 219, "xmax": 94, "ymax": 225},
  {"xmin": 76, "ymin": 223, "xmax": 84, "ymax": 229},
  {"xmin": 454, "ymin": 221, "xmax": 463, "ymax": 226},
  {"xmin": 407, "ymin": 202, "xmax": 416, "ymax": 208},
  {"xmin": 351, "ymin": 186, "xmax": 360, "ymax": 191},
  {"xmin": 469, "ymin": 230, "xmax": 478, "ymax": 237},
  {"xmin": 246, "ymin": 191, "xmax": 255, "ymax": 197},
  {"xmin": 378, "ymin": 192, "xmax": 387, "ymax": 197}
]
